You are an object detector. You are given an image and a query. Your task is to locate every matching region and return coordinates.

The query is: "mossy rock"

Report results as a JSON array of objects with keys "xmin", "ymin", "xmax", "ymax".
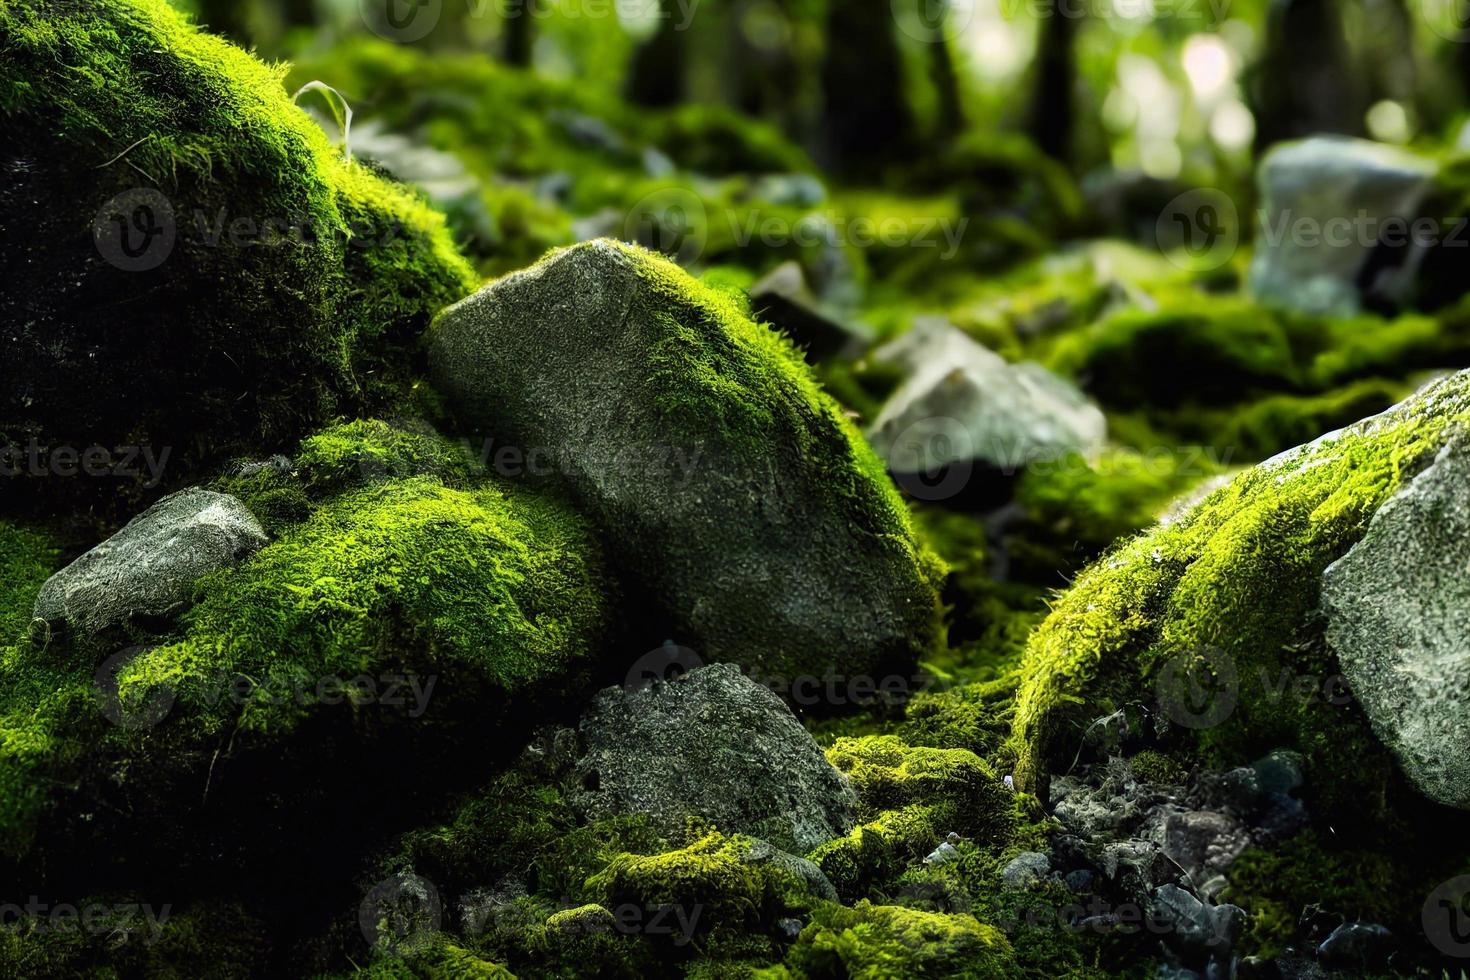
[
  {"xmin": 0, "ymin": 430, "xmax": 611, "ymax": 904},
  {"xmin": 811, "ymin": 736, "xmax": 1015, "ymax": 899},
  {"xmin": 429, "ymin": 240, "xmax": 943, "ymax": 689},
  {"xmin": 1010, "ymin": 369, "xmax": 1470, "ymax": 826},
  {"xmin": 776, "ymin": 900, "xmax": 1017, "ymax": 979},
  {"xmin": 0, "ymin": 0, "xmax": 476, "ymax": 515}
]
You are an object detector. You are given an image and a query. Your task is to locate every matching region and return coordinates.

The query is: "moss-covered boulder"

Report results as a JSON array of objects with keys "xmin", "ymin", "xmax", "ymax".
[
  {"xmin": 0, "ymin": 423, "xmax": 611, "ymax": 900},
  {"xmin": 1010, "ymin": 369, "xmax": 1470, "ymax": 822},
  {"xmin": 428, "ymin": 239, "xmax": 943, "ymax": 688},
  {"xmin": 777, "ymin": 900, "xmax": 1017, "ymax": 978},
  {"xmin": 0, "ymin": 0, "xmax": 476, "ymax": 512}
]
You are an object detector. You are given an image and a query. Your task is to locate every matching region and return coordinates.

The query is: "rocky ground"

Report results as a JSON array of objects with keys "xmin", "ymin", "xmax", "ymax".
[{"xmin": 4, "ymin": 2, "xmax": 1470, "ymax": 978}]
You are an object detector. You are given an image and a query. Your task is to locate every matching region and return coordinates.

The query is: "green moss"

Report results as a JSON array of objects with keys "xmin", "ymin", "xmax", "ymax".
[
  {"xmin": 0, "ymin": 0, "xmax": 476, "ymax": 509},
  {"xmin": 0, "ymin": 468, "xmax": 610, "ymax": 869},
  {"xmin": 348, "ymin": 938, "xmax": 516, "ymax": 979},
  {"xmin": 0, "ymin": 900, "xmax": 268, "ymax": 980},
  {"xmin": 1016, "ymin": 448, "xmax": 1221, "ymax": 552},
  {"xmin": 900, "ymin": 675, "xmax": 1023, "ymax": 767},
  {"xmin": 779, "ymin": 901, "xmax": 1016, "ymax": 979},
  {"xmin": 811, "ymin": 737, "xmax": 1013, "ymax": 899},
  {"xmin": 1124, "ymin": 749, "xmax": 1190, "ymax": 785},
  {"xmin": 294, "ymin": 418, "xmax": 480, "ymax": 494},
  {"xmin": 1009, "ymin": 369, "xmax": 1470, "ymax": 825},
  {"xmin": 590, "ymin": 830, "xmax": 818, "ymax": 949},
  {"xmin": 1045, "ymin": 296, "xmax": 1299, "ymax": 409},
  {"xmin": 0, "ymin": 521, "xmax": 60, "ymax": 647}
]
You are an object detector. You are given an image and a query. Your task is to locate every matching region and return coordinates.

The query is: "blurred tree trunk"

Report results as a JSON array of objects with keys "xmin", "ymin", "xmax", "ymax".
[
  {"xmin": 1025, "ymin": 7, "xmax": 1078, "ymax": 165},
  {"xmin": 1250, "ymin": 0, "xmax": 1364, "ymax": 154},
  {"xmin": 504, "ymin": 6, "xmax": 534, "ymax": 66},
  {"xmin": 198, "ymin": 0, "xmax": 251, "ymax": 41},
  {"xmin": 929, "ymin": 29, "xmax": 965, "ymax": 140},
  {"xmin": 627, "ymin": 1, "xmax": 688, "ymax": 107},
  {"xmin": 282, "ymin": 0, "xmax": 317, "ymax": 29},
  {"xmin": 820, "ymin": 0, "xmax": 914, "ymax": 175}
]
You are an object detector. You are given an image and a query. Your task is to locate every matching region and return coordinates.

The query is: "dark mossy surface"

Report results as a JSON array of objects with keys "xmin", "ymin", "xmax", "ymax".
[{"xmin": 5, "ymin": 1, "xmax": 1470, "ymax": 976}]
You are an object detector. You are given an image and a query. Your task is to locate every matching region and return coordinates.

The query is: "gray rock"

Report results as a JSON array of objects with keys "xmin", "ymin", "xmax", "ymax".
[
  {"xmin": 1150, "ymin": 885, "xmax": 1244, "ymax": 955},
  {"xmin": 1153, "ymin": 810, "xmax": 1251, "ymax": 887},
  {"xmin": 572, "ymin": 663, "xmax": 858, "ymax": 854},
  {"xmin": 1248, "ymin": 137, "xmax": 1436, "ymax": 316},
  {"xmin": 868, "ymin": 318, "xmax": 1106, "ymax": 476},
  {"xmin": 742, "ymin": 838, "xmax": 839, "ymax": 902},
  {"xmin": 429, "ymin": 240, "xmax": 940, "ymax": 683},
  {"xmin": 923, "ymin": 841, "xmax": 959, "ymax": 866},
  {"xmin": 1251, "ymin": 749, "xmax": 1304, "ymax": 796},
  {"xmin": 1316, "ymin": 921, "xmax": 1393, "ymax": 968},
  {"xmin": 1322, "ymin": 435, "xmax": 1470, "ymax": 808},
  {"xmin": 1001, "ymin": 851, "xmax": 1051, "ymax": 891},
  {"xmin": 33, "ymin": 488, "xmax": 267, "ymax": 647},
  {"xmin": 749, "ymin": 261, "xmax": 872, "ymax": 362}
]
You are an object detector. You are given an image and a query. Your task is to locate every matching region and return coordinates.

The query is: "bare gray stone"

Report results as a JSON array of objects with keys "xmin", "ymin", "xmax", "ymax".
[
  {"xmin": 33, "ymin": 488, "xmax": 267, "ymax": 647},
  {"xmin": 1321, "ymin": 434, "xmax": 1470, "ymax": 808},
  {"xmin": 572, "ymin": 663, "xmax": 858, "ymax": 854}
]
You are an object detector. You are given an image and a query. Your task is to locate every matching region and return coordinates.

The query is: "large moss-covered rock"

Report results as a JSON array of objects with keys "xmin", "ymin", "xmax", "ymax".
[
  {"xmin": 1321, "ymin": 434, "xmax": 1470, "ymax": 808},
  {"xmin": 0, "ymin": 0, "xmax": 476, "ymax": 510},
  {"xmin": 428, "ymin": 239, "xmax": 942, "ymax": 687},
  {"xmin": 1010, "ymin": 369, "xmax": 1470, "ymax": 817},
  {"xmin": 0, "ymin": 425, "xmax": 611, "ymax": 890}
]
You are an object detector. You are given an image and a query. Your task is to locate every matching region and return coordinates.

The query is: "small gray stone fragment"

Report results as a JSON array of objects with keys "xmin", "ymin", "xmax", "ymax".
[{"xmin": 33, "ymin": 488, "xmax": 267, "ymax": 647}]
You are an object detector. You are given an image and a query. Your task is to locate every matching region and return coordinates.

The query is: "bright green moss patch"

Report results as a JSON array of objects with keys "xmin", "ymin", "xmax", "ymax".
[
  {"xmin": 0, "ymin": 521, "xmax": 59, "ymax": 646},
  {"xmin": 0, "ymin": 0, "xmax": 476, "ymax": 510},
  {"xmin": 779, "ymin": 901, "xmax": 1017, "ymax": 979},
  {"xmin": 591, "ymin": 830, "xmax": 819, "ymax": 949},
  {"xmin": 812, "ymin": 737, "xmax": 1013, "ymax": 899},
  {"xmin": 294, "ymin": 418, "xmax": 480, "ymax": 494},
  {"xmin": 1010, "ymin": 370, "xmax": 1470, "ymax": 823}
]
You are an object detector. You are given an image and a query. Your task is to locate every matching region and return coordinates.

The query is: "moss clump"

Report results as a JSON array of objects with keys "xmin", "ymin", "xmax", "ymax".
[
  {"xmin": 0, "ymin": 521, "xmax": 60, "ymax": 646},
  {"xmin": 1010, "ymin": 369, "xmax": 1470, "ymax": 826},
  {"xmin": 1045, "ymin": 296, "xmax": 1299, "ymax": 409},
  {"xmin": 590, "ymin": 830, "xmax": 819, "ymax": 949},
  {"xmin": 0, "ymin": 462, "xmax": 610, "ymax": 893},
  {"xmin": 0, "ymin": 899, "xmax": 269, "ymax": 980},
  {"xmin": 811, "ymin": 737, "xmax": 1013, "ymax": 898},
  {"xmin": 0, "ymin": 0, "xmax": 476, "ymax": 512},
  {"xmin": 294, "ymin": 418, "xmax": 480, "ymax": 494},
  {"xmin": 778, "ymin": 901, "xmax": 1016, "ymax": 979}
]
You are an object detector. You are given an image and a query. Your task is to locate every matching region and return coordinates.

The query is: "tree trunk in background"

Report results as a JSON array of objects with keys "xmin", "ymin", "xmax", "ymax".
[
  {"xmin": 820, "ymin": 0, "xmax": 914, "ymax": 175},
  {"xmin": 198, "ymin": 0, "xmax": 251, "ymax": 42},
  {"xmin": 1026, "ymin": 7, "xmax": 1078, "ymax": 165},
  {"xmin": 627, "ymin": 1, "xmax": 688, "ymax": 108},
  {"xmin": 282, "ymin": 0, "xmax": 317, "ymax": 29},
  {"xmin": 504, "ymin": 6, "xmax": 534, "ymax": 66},
  {"xmin": 929, "ymin": 26, "xmax": 965, "ymax": 141},
  {"xmin": 1250, "ymin": 0, "xmax": 1364, "ymax": 154}
]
